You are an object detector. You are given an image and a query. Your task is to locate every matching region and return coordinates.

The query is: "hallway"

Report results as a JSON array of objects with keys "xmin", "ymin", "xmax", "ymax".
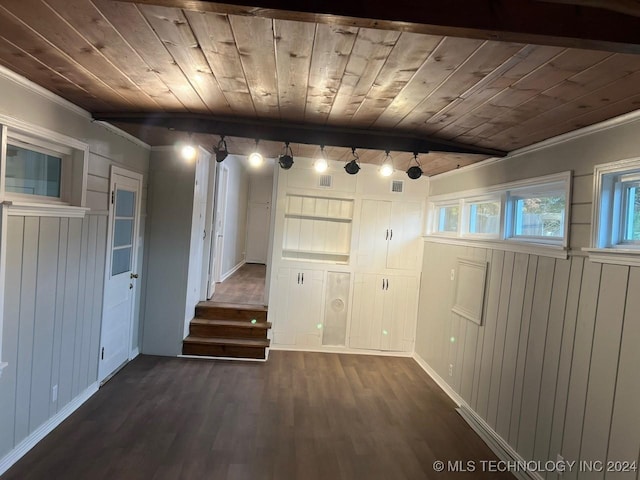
[{"xmin": 210, "ymin": 263, "xmax": 266, "ymax": 306}]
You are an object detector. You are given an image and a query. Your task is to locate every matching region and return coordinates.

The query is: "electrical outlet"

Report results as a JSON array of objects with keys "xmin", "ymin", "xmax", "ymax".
[
  {"xmin": 52, "ymin": 384, "xmax": 58, "ymax": 403},
  {"xmin": 448, "ymin": 364, "xmax": 453, "ymax": 376},
  {"xmin": 450, "ymin": 269, "xmax": 455, "ymax": 281}
]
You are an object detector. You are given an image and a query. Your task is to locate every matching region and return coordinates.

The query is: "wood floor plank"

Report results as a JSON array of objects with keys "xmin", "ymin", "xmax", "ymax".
[{"xmin": 1, "ymin": 352, "xmax": 515, "ymax": 480}]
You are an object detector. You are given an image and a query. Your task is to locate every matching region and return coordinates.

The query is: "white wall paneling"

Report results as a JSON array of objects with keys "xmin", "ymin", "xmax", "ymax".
[{"xmin": 415, "ymin": 240, "xmax": 640, "ymax": 479}]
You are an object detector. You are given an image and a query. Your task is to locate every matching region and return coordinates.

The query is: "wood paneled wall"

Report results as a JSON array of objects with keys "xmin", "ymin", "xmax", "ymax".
[
  {"xmin": 416, "ymin": 242, "xmax": 640, "ymax": 478},
  {"xmin": 0, "ymin": 215, "xmax": 106, "ymax": 456}
]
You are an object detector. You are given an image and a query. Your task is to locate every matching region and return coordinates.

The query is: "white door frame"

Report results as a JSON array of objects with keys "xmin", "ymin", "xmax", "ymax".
[
  {"xmin": 99, "ymin": 165, "xmax": 143, "ymax": 383},
  {"xmin": 202, "ymin": 155, "xmax": 217, "ymax": 300},
  {"xmin": 212, "ymin": 163, "xmax": 229, "ymax": 283}
]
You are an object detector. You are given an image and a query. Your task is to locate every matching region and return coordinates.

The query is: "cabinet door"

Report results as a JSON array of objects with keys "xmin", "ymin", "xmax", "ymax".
[
  {"xmin": 380, "ymin": 275, "xmax": 419, "ymax": 352},
  {"xmin": 272, "ymin": 268, "xmax": 324, "ymax": 347},
  {"xmin": 349, "ymin": 273, "xmax": 385, "ymax": 350},
  {"xmin": 387, "ymin": 201, "xmax": 423, "ymax": 270},
  {"xmin": 355, "ymin": 200, "xmax": 391, "ymax": 270}
]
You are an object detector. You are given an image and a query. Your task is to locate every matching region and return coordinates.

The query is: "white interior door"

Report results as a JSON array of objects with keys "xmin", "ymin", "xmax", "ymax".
[
  {"xmin": 184, "ymin": 149, "xmax": 209, "ymax": 335},
  {"xmin": 99, "ymin": 167, "xmax": 142, "ymax": 383},
  {"xmin": 213, "ymin": 164, "xmax": 229, "ymax": 283},
  {"xmin": 245, "ymin": 203, "xmax": 270, "ymax": 263}
]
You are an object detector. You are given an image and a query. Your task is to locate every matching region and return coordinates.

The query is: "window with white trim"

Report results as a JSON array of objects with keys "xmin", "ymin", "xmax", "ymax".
[
  {"xmin": 506, "ymin": 185, "xmax": 567, "ymax": 244},
  {"xmin": 435, "ymin": 203, "xmax": 460, "ymax": 234},
  {"xmin": 465, "ymin": 198, "xmax": 501, "ymax": 237},
  {"xmin": 427, "ymin": 171, "xmax": 571, "ymax": 249},
  {"xmin": 1, "ymin": 122, "xmax": 87, "ymax": 208},
  {"xmin": 592, "ymin": 159, "xmax": 640, "ymax": 249}
]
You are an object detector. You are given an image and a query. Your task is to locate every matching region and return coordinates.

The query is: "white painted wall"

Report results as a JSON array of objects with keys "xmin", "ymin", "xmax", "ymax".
[
  {"xmin": 245, "ymin": 169, "xmax": 274, "ymax": 264},
  {"xmin": 416, "ymin": 112, "xmax": 640, "ymax": 476},
  {"xmin": 220, "ymin": 155, "xmax": 249, "ymax": 277},
  {"xmin": 0, "ymin": 67, "xmax": 150, "ymax": 466}
]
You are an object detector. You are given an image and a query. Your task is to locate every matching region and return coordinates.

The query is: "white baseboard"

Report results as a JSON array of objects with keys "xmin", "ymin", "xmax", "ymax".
[
  {"xmin": 270, "ymin": 344, "xmax": 413, "ymax": 358},
  {"xmin": 412, "ymin": 352, "xmax": 542, "ymax": 480},
  {"xmin": 0, "ymin": 382, "xmax": 99, "ymax": 476},
  {"xmin": 220, "ymin": 261, "xmax": 245, "ymax": 283}
]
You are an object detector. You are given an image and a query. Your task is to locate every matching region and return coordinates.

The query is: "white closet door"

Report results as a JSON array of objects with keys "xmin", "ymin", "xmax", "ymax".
[
  {"xmin": 355, "ymin": 200, "xmax": 391, "ymax": 270},
  {"xmin": 387, "ymin": 201, "xmax": 423, "ymax": 270},
  {"xmin": 349, "ymin": 273, "xmax": 384, "ymax": 350},
  {"xmin": 381, "ymin": 275, "xmax": 419, "ymax": 352}
]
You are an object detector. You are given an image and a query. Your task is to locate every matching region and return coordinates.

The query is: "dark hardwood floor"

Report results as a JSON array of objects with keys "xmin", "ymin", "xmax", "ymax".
[
  {"xmin": 210, "ymin": 263, "xmax": 266, "ymax": 306},
  {"xmin": 1, "ymin": 352, "xmax": 513, "ymax": 480}
]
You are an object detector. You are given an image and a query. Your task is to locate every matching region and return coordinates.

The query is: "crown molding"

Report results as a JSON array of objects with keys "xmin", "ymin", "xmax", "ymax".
[
  {"xmin": 93, "ymin": 121, "xmax": 150, "ymax": 150},
  {"xmin": 0, "ymin": 65, "xmax": 90, "ymax": 119}
]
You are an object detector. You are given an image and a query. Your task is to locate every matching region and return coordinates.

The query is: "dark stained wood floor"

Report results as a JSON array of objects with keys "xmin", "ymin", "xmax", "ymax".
[
  {"xmin": 1, "ymin": 352, "xmax": 514, "ymax": 480},
  {"xmin": 211, "ymin": 263, "xmax": 266, "ymax": 306}
]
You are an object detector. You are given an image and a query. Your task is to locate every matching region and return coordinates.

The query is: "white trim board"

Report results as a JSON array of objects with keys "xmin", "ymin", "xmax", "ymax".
[
  {"xmin": 0, "ymin": 382, "xmax": 99, "ymax": 476},
  {"xmin": 270, "ymin": 345, "xmax": 414, "ymax": 358},
  {"xmin": 93, "ymin": 121, "xmax": 151, "ymax": 151},
  {"xmin": 178, "ymin": 354, "xmax": 268, "ymax": 363},
  {"xmin": 220, "ymin": 260, "xmax": 246, "ymax": 283},
  {"xmin": 423, "ymin": 236, "xmax": 569, "ymax": 259},
  {"xmin": 412, "ymin": 352, "xmax": 542, "ymax": 480}
]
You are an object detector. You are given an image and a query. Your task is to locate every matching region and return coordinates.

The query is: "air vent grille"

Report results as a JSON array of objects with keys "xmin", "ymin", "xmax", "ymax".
[
  {"xmin": 391, "ymin": 180, "xmax": 404, "ymax": 193},
  {"xmin": 318, "ymin": 175, "xmax": 333, "ymax": 188}
]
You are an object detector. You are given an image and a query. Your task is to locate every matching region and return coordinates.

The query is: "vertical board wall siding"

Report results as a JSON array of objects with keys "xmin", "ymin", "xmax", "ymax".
[
  {"xmin": 415, "ymin": 242, "xmax": 640, "ymax": 475},
  {"xmin": 0, "ymin": 214, "xmax": 107, "ymax": 458}
]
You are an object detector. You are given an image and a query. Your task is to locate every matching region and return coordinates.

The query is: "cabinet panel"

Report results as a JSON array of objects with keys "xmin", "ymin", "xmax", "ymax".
[
  {"xmin": 387, "ymin": 201, "xmax": 423, "ymax": 270},
  {"xmin": 349, "ymin": 273, "xmax": 384, "ymax": 350},
  {"xmin": 272, "ymin": 268, "xmax": 324, "ymax": 347},
  {"xmin": 350, "ymin": 273, "xmax": 418, "ymax": 352},
  {"xmin": 323, "ymin": 272, "xmax": 350, "ymax": 346},
  {"xmin": 355, "ymin": 200, "xmax": 391, "ymax": 270}
]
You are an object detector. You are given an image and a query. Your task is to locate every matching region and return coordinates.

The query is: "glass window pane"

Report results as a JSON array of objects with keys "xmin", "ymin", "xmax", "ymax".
[
  {"xmin": 116, "ymin": 189, "xmax": 135, "ymax": 217},
  {"xmin": 469, "ymin": 202, "xmax": 500, "ymax": 234},
  {"xmin": 112, "ymin": 248, "xmax": 131, "ymax": 276},
  {"xmin": 438, "ymin": 206, "xmax": 459, "ymax": 233},
  {"xmin": 5, "ymin": 143, "xmax": 61, "ymax": 198},
  {"xmin": 114, "ymin": 219, "xmax": 133, "ymax": 247},
  {"xmin": 626, "ymin": 185, "xmax": 640, "ymax": 241},
  {"xmin": 514, "ymin": 194, "xmax": 566, "ymax": 237}
]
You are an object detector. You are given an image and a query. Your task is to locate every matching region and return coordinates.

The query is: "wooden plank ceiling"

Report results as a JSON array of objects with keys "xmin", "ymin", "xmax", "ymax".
[{"xmin": 1, "ymin": 0, "xmax": 640, "ymax": 173}]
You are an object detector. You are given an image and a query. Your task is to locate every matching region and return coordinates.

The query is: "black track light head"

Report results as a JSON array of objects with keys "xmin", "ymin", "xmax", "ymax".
[
  {"xmin": 213, "ymin": 136, "xmax": 228, "ymax": 163},
  {"xmin": 278, "ymin": 142, "xmax": 294, "ymax": 169}
]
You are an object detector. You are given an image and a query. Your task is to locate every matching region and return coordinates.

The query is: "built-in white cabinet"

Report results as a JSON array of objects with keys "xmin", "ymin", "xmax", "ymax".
[
  {"xmin": 355, "ymin": 199, "xmax": 423, "ymax": 271},
  {"xmin": 271, "ymin": 267, "xmax": 324, "ymax": 346},
  {"xmin": 282, "ymin": 194, "xmax": 354, "ymax": 264},
  {"xmin": 349, "ymin": 273, "xmax": 418, "ymax": 352}
]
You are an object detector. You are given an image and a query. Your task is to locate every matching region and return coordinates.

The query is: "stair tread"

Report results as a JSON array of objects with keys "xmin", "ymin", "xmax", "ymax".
[
  {"xmin": 184, "ymin": 336, "xmax": 270, "ymax": 347},
  {"xmin": 197, "ymin": 301, "xmax": 268, "ymax": 312},
  {"xmin": 191, "ymin": 318, "xmax": 271, "ymax": 328}
]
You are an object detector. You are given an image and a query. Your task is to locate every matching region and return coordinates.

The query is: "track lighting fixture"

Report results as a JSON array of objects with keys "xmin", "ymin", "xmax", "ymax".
[
  {"xmin": 213, "ymin": 136, "xmax": 228, "ymax": 163},
  {"xmin": 248, "ymin": 139, "xmax": 263, "ymax": 167},
  {"xmin": 406, "ymin": 152, "xmax": 423, "ymax": 179},
  {"xmin": 344, "ymin": 147, "xmax": 360, "ymax": 175},
  {"xmin": 181, "ymin": 133, "xmax": 197, "ymax": 161},
  {"xmin": 379, "ymin": 150, "xmax": 394, "ymax": 177},
  {"xmin": 314, "ymin": 145, "xmax": 328, "ymax": 173},
  {"xmin": 278, "ymin": 141, "xmax": 294, "ymax": 170}
]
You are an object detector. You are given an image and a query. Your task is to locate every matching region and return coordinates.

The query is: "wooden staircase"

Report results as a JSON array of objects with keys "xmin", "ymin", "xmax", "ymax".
[{"xmin": 182, "ymin": 302, "xmax": 271, "ymax": 360}]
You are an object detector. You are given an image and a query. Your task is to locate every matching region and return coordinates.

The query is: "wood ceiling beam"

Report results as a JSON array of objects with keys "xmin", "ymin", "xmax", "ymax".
[
  {"xmin": 115, "ymin": 0, "xmax": 640, "ymax": 54},
  {"xmin": 93, "ymin": 113, "xmax": 507, "ymax": 156}
]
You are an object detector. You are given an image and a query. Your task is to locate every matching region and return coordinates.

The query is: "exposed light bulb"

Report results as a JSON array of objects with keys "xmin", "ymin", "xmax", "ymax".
[
  {"xmin": 380, "ymin": 162, "xmax": 394, "ymax": 177},
  {"xmin": 314, "ymin": 157, "xmax": 328, "ymax": 173},
  {"xmin": 181, "ymin": 145, "xmax": 197, "ymax": 161},
  {"xmin": 248, "ymin": 151, "xmax": 263, "ymax": 167}
]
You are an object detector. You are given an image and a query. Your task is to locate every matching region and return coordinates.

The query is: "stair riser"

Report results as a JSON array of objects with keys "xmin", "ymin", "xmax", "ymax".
[
  {"xmin": 195, "ymin": 306, "xmax": 267, "ymax": 322},
  {"xmin": 190, "ymin": 324, "xmax": 268, "ymax": 339},
  {"xmin": 183, "ymin": 343, "xmax": 267, "ymax": 359}
]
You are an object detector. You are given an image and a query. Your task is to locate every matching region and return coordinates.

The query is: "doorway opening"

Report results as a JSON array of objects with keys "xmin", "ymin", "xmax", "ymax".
[{"xmin": 205, "ymin": 155, "xmax": 275, "ymax": 307}]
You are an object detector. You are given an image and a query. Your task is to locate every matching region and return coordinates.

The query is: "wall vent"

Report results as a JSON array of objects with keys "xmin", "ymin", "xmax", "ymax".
[
  {"xmin": 391, "ymin": 180, "xmax": 404, "ymax": 193},
  {"xmin": 318, "ymin": 174, "xmax": 333, "ymax": 188}
]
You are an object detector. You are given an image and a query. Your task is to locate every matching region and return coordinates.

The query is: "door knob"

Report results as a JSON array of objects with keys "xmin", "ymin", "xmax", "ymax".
[{"xmin": 130, "ymin": 273, "xmax": 139, "ymax": 279}]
